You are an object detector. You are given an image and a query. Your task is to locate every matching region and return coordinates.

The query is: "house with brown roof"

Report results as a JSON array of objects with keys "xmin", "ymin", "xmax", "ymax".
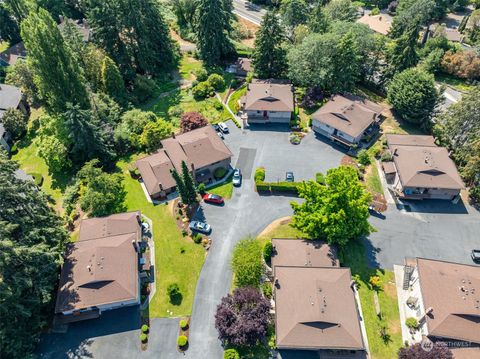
[
  {"xmin": 395, "ymin": 258, "xmax": 480, "ymax": 358},
  {"xmin": 0, "ymin": 42, "xmax": 27, "ymax": 67},
  {"xmin": 357, "ymin": 14, "xmax": 392, "ymax": 35},
  {"xmin": 241, "ymin": 80, "xmax": 294, "ymax": 124},
  {"xmin": 385, "ymin": 134, "xmax": 464, "ymax": 200},
  {"xmin": 312, "ymin": 94, "xmax": 383, "ymax": 148},
  {"xmin": 55, "ymin": 212, "xmax": 143, "ymax": 323},
  {"xmin": 226, "ymin": 57, "xmax": 252, "ymax": 77},
  {"xmin": 271, "ymin": 239, "xmax": 367, "ymax": 357},
  {"xmin": 136, "ymin": 125, "xmax": 232, "ymax": 199}
]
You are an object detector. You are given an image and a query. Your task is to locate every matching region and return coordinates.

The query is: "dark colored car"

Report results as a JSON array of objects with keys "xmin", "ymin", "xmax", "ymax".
[
  {"xmin": 472, "ymin": 249, "xmax": 480, "ymax": 263},
  {"xmin": 189, "ymin": 221, "xmax": 211, "ymax": 234},
  {"xmin": 285, "ymin": 172, "xmax": 294, "ymax": 182},
  {"xmin": 212, "ymin": 124, "xmax": 221, "ymax": 132},
  {"xmin": 202, "ymin": 193, "xmax": 224, "ymax": 205}
]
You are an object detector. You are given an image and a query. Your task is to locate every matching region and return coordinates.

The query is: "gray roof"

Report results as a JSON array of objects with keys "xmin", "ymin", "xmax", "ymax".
[{"xmin": 0, "ymin": 84, "xmax": 22, "ymax": 110}]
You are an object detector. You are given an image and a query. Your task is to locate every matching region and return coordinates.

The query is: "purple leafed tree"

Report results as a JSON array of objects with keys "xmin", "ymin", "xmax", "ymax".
[
  {"xmin": 180, "ymin": 111, "xmax": 208, "ymax": 133},
  {"xmin": 215, "ymin": 287, "xmax": 271, "ymax": 346},
  {"xmin": 398, "ymin": 342, "xmax": 453, "ymax": 359}
]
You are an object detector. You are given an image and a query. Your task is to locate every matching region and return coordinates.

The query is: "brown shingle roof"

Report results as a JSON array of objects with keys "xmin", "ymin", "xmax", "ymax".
[
  {"xmin": 387, "ymin": 135, "xmax": 464, "ymax": 190},
  {"xmin": 275, "ymin": 266, "xmax": 365, "ymax": 350},
  {"xmin": 244, "ymin": 80, "xmax": 294, "ymax": 112},
  {"xmin": 55, "ymin": 212, "xmax": 141, "ymax": 313},
  {"xmin": 0, "ymin": 42, "xmax": 27, "ymax": 66},
  {"xmin": 357, "ymin": 14, "xmax": 392, "ymax": 35},
  {"xmin": 136, "ymin": 126, "xmax": 232, "ymax": 196},
  {"xmin": 271, "ymin": 239, "xmax": 339, "ymax": 269},
  {"xmin": 312, "ymin": 94, "xmax": 382, "ymax": 139},
  {"xmin": 416, "ymin": 258, "xmax": 480, "ymax": 344}
]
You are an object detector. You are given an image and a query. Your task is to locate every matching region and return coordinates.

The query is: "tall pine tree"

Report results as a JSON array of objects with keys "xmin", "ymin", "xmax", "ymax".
[
  {"xmin": 196, "ymin": 0, "xmax": 234, "ymax": 67},
  {"xmin": 21, "ymin": 8, "xmax": 89, "ymax": 112},
  {"xmin": 252, "ymin": 11, "xmax": 287, "ymax": 79},
  {"xmin": 333, "ymin": 30, "xmax": 361, "ymax": 92},
  {"xmin": 385, "ymin": 23, "xmax": 419, "ymax": 80},
  {"xmin": 0, "ymin": 4, "xmax": 21, "ymax": 44},
  {"xmin": 308, "ymin": 3, "xmax": 330, "ymax": 34},
  {"xmin": 171, "ymin": 168, "xmax": 189, "ymax": 204},
  {"xmin": 101, "ymin": 56, "xmax": 126, "ymax": 104},
  {"xmin": 181, "ymin": 160, "xmax": 198, "ymax": 205}
]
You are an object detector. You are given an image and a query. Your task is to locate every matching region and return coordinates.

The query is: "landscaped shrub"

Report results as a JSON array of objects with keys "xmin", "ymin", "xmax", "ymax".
[
  {"xmin": 197, "ymin": 182, "xmax": 206, "ymax": 195},
  {"xmin": 269, "ymin": 181, "xmax": 299, "ymax": 194},
  {"xmin": 224, "ymin": 348, "xmax": 240, "ymax": 359},
  {"xmin": 194, "ymin": 68, "xmax": 208, "ymax": 82},
  {"xmin": 141, "ymin": 324, "xmax": 149, "ymax": 333},
  {"xmin": 262, "ymin": 282, "xmax": 273, "ymax": 299},
  {"xmin": 140, "ymin": 333, "xmax": 148, "ymax": 343},
  {"xmin": 255, "ymin": 182, "xmax": 270, "ymax": 192},
  {"xmin": 254, "ymin": 167, "xmax": 266, "ymax": 183},
  {"xmin": 369, "ymin": 275, "xmax": 382, "ymax": 291},
  {"xmin": 180, "ymin": 111, "xmax": 208, "ymax": 133},
  {"xmin": 214, "ymin": 167, "xmax": 227, "ymax": 180},
  {"xmin": 177, "ymin": 335, "xmax": 188, "ymax": 347},
  {"xmin": 167, "ymin": 283, "xmax": 181, "ymax": 301},
  {"xmin": 380, "ymin": 151, "xmax": 393, "ymax": 162},
  {"xmin": 370, "ymin": 7, "xmax": 380, "ymax": 15},
  {"xmin": 207, "ymin": 73, "xmax": 225, "ymax": 91},
  {"xmin": 192, "ymin": 232, "xmax": 202, "ymax": 244},
  {"xmin": 29, "ymin": 172, "xmax": 44, "ymax": 186},
  {"xmin": 315, "ymin": 172, "xmax": 326, "ymax": 185},
  {"xmin": 357, "ymin": 149, "xmax": 371, "ymax": 166},
  {"xmin": 180, "ymin": 319, "xmax": 189, "ymax": 330},
  {"xmin": 132, "ymin": 74, "xmax": 156, "ymax": 103},
  {"xmin": 232, "ymin": 238, "xmax": 263, "ymax": 288},
  {"xmin": 263, "ymin": 241, "xmax": 273, "ymax": 262},
  {"xmin": 192, "ymin": 81, "xmax": 214, "ymax": 99},
  {"xmin": 405, "ymin": 317, "xmax": 419, "ymax": 330}
]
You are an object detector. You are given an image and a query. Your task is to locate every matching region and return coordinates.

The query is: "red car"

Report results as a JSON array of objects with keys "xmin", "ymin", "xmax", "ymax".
[{"xmin": 202, "ymin": 193, "xmax": 224, "ymax": 205}]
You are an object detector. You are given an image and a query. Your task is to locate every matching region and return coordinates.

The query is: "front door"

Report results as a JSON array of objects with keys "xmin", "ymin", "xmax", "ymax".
[{"xmin": 263, "ymin": 110, "xmax": 268, "ymax": 118}]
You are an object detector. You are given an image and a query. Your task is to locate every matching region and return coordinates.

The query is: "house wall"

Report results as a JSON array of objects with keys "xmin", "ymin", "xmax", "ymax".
[
  {"xmin": 394, "ymin": 176, "xmax": 460, "ymax": 200},
  {"xmin": 195, "ymin": 158, "xmax": 231, "ymax": 180},
  {"xmin": 246, "ymin": 110, "xmax": 291, "ymax": 123},
  {"xmin": 312, "ymin": 120, "xmax": 358, "ymax": 144}
]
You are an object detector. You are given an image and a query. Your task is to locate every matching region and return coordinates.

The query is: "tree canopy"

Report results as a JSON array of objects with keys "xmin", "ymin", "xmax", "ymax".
[
  {"xmin": 0, "ymin": 153, "xmax": 68, "ymax": 358},
  {"xmin": 291, "ymin": 166, "xmax": 372, "ymax": 246},
  {"xmin": 231, "ymin": 237, "xmax": 263, "ymax": 288},
  {"xmin": 398, "ymin": 341, "xmax": 453, "ymax": 359}
]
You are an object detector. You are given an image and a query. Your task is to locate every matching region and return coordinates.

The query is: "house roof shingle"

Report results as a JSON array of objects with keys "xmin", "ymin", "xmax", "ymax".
[
  {"xmin": 55, "ymin": 212, "xmax": 141, "ymax": 313},
  {"xmin": 0, "ymin": 84, "xmax": 22, "ymax": 110},
  {"xmin": 387, "ymin": 135, "xmax": 464, "ymax": 190},
  {"xmin": 416, "ymin": 258, "xmax": 480, "ymax": 344},
  {"xmin": 0, "ymin": 42, "xmax": 27, "ymax": 66},
  {"xmin": 271, "ymin": 238, "xmax": 339, "ymax": 269},
  {"xmin": 244, "ymin": 80, "xmax": 294, "ymax": 112},
  {"xmin": 312, "ymin": 94, "xmax": 382, "ymax": 139},
  {"xmin": 357, "ymin": 14, "xmax": 392, "ymax": 35}
]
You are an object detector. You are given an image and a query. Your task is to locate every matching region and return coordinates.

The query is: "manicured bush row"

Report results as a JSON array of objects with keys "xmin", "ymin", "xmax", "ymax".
[{"xmin": 254, "ymin": 167, "xmax": 265, "ymax": 182}]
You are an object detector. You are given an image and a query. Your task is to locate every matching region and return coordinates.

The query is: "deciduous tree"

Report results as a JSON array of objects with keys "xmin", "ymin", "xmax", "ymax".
[
  {"xmin": 308, "ymin": 3, "xmax": 330, "ymax": 33},
  {"xmin": 231, "ymin": 237, "xmax": 263, "ymax": 288},
  {"xmin": 1, "ymin": 108, "xmax": 27, "ymax": 139},
  {"xmin": 139, "ymin": 119, "xmax": 172, "ymax": 152},
  {"xmin": 398, "ymin": 341, "xmax": 453, "ymax": 359},
  {"xmin": 291, "ymin": 166, "xmax": 372, "ymax": 246},
  {"xmin": 324, "ymin": 0, "xmax": 357, "ymax": 22},
  {"xmin": 180, "ymin": 111, "xmax": 208, "ymax": 133}
]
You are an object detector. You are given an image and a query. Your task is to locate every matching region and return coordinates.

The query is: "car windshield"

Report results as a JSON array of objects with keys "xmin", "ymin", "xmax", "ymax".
[
  {"xmin": 210, "ymin": 195, "xmax": 221, "ymax": 199},
  {"xmin": 197, "ymin": 222, "xmax": 205, "ymax": 229}
]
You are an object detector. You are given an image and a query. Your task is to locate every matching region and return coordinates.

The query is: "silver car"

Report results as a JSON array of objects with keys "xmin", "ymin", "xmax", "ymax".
[
  {"xmin": 189, "ymin": 221, "xmax": 211, "ymax": 234},
  {"xmin": 232, "ymin": 168, "xmax": 242, "ymax": 187}
]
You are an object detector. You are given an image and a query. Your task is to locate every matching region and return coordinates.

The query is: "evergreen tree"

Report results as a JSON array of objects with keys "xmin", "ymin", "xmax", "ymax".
[
  {"xmin": 0, "ymin": 4, "xmax": 21, "ymax": 44},
  {"xmin": 308, "ymin": 3, "xmax": 330, "ymax": 34},
  {"xmin": 21, "ymin": 8, "xmax": 89, "ymax": 112},
  {"xmin": 252, "ymin": 11, "xmax": 287, "ymax": 79},
  {"xmin": 171, "ymin": 168, "xmax": 189, "ymax": 204},
  {"xmin": 196, "ymin": 0, "xmax": 234, "ymax": 67},
  {"xmin": 0, "ymin": 153, "xmax": 68, "ymax": 358},
  {"xmin": 280, "ymin": 0, "xmax": 308, "ymax": 31},
  {"xmin": 3, "ymin": 0, "xmax": 28, "ymax": 21},
  {"xmin": 385, "ymin": 23, "xmax": 419, "ymax": 79},
  {"xmin": 101, "ymin": 55, "xmax": 126, "ymax": 103},
  {"xmin": 181, "ymin": 160, "xmax": 198, "ymax": 205},
  {"xmin": 333, "ymin": 30, "xmax": 361, "ymax": 92}
]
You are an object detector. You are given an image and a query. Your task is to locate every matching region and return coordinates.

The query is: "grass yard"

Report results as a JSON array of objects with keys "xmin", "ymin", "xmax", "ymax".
[
  {"xmin": 435, "ymin": 73, "xmax": 475, "ymax": 92},
  {"xmin": 365, "ymin": 161, "xmax": 383, "ymax": 195},
  {"xmin": 0, "ymin": 41, "xmax": 8, "ymax": 52},
  {"xmin": 227, "ymin": 85, "xmax": 247, "ymax": 113},
  {"xmin": 118, "ymin": 158, "xmax": 206, "ymax": 318},
  {"xmin": 208, "ymin": 175, "xmax": 234, "ymax": 199}
]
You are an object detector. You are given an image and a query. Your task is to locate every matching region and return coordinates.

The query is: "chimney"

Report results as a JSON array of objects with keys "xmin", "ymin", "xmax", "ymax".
[
  {"xmin": 393, "ymin": 148, "xmax": 398, "ymax": 156},
  {"xmin": 171, "ymin": 132, "xmax": 175, "ymax": 139},
  {"xmin": 132, "ymin": 240, "xmax": 138, "ymax": 252},
  {"xmin": 191, "ymin": 163, "xmax": 195, "ymax": 172}
]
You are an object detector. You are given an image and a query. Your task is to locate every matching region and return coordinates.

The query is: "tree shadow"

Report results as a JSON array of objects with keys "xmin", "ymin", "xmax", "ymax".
[{"xmin": 169, "ymin": 292, "xmax": 183, "ymax": 306}]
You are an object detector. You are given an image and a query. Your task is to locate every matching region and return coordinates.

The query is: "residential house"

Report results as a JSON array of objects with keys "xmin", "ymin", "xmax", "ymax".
[
  {"xmin": 58, "ymin": 16, "xmax": 92, "ymax": 42},
  {"xmin": 271, "ymin": 239, "xmax": 366, "ymax": 358},
  {"xmin": 241, "ymin": 80, "xmax": 294, "ymax": 124},
  {"xmin": 357, "ymin": 14, "xmax": 392, "ymax": 35},
  {"xmin": 136, "ymin": 125, "xmax": 232, "ymax": 199},
  {"xmin": 396, "ymin": 258, "xmax": 480, "ymax": 359},
  {"xmin": 0, "ymin": 42, "xmax": 27, "ymax": 67},
  {"xmin": 226, "ymin": 57, "xmax": 252, "ymax": 77},
  {"xmin": 312, "ymin": 94, "xmax": 383, "ymax": 148},
  {"xmin": 385, "ymin": 134, "xmax": 464, "ymax": 200},
  {"xmin": 55, "ymin": 212, "xmax": 145, "ymax": 323},
  {"xmin": 0, "ymin": 84, "xmax": 27, "ymax": 151}
]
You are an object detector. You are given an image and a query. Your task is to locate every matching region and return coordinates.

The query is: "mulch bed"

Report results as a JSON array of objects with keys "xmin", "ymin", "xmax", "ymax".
[
  {"xmin": 341, "ymin": 155, "xmax": 358, "ymax": 168},
  {"xmin": 370, "ymin": 192, "xmax": 388, "ymax": 212},
  {"xmin": 177, "ymin": 317, "xmax": 191, "ymax": 353}
]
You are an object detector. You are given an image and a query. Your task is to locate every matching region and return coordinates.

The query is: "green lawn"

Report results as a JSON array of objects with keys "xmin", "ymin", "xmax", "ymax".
[
  {"xmin": 365, "ymin": 161, "xmax": 383, "ymax": 194},
  {"xmin": 227, "ymin": 85, "xmax": 247, "ymax": 113},
  {"xmin": 118, "ymin": 158, "xmax": 206, "ymax": 318},
  {"xmin": 0, "ymin": 41, "xmax": 8, "ymax": 52},
  {"xmin": 435, "ymin": 73, "xmax": 475, "ymax": 92},
  {"xmin": 208, "ymin": 175, "xmax": 234, "ymax": 199}
]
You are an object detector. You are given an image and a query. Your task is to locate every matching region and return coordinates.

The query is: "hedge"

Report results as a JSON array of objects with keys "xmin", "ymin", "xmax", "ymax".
[
  {"xmin": 180, "ymin": 319, "xmax": 189, "ymax": 330},
  {"xmin": 254, "ymin": 167, "xmax": 265, "ymax": 182},
  {"xmin": 141, "ymin": 324, "xmax": 149, "ymax": 333}
]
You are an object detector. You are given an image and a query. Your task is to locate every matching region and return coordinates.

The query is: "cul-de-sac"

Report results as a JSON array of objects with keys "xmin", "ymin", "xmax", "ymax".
[{"xmin": 1, "ymin": 0, "xmax": 479, "ymax": 358}]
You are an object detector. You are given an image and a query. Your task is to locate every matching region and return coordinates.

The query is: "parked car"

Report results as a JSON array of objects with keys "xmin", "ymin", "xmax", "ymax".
[
  {"xmin": 202, "ymin": 193, "xmax": 224, "ymax": 205},
  {"xmin": 232, "ymin": 168, "xmax": 242, "ymax": 187},
  {"xmin": 212, "ymin": 124, "xmax": 220, "ymax": 132},
  {"xmin": 218, "ymin": 122, "xmax": 229, "ymax": 133},
  {"xmin": 217, "ymin": 131, "xmax": 224, "ymax": 140},
  {"xmin": 472, "ymin": 249, "xmax": 480, "ymax": 263},
  {"xmin": 285, "ymin": 171, "xmax": 294, "ymax": 182},
  {"xmin": 189, "ymin": 221, "xmax": 211, "ymax": 234}
]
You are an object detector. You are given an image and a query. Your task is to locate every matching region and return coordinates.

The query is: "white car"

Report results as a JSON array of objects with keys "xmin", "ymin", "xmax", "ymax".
[
  {"xmin": 218, "ymin": 122, "xmax": 229, "ymax": 134},
  {"xmin": 232, "ymin": 168, "xmax": 242, "ymax": 187}
]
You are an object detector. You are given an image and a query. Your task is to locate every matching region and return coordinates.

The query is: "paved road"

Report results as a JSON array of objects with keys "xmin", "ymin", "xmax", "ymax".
[{"xmin": 233, "ymin": 0, "xmax": 266, "ymax": 25}]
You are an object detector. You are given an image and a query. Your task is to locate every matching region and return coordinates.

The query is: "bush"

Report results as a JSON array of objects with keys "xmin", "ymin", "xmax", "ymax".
[
  {"xmin": 315, "ymin": 172, "xmax": 326, "ymax": 185},
  {"xmin": 214, "ymin": 167, "xmax": 227, "ymax": 180},
  {"xmin": 214, "ymin": 100, "xmax": 224, "ymax": 110},
  {"xmin": 168, "ymin": 105, "xmax": 184, "ymax": 119},
  {"xmin": 180, "ymin": 319, "xmax": 189, "ymax": 330},
  {"xmin": 380, "ymin": 151, "xmax": 393, "ymax": 162},
  {"xmin": 269, "ymin": 181, "xmax": 299, "ymax": 194},
  {"xmin": 262, "ymin": 282, "xmax": 273, "ymax": 299},
  {"xmin": 254, "ymin": 167, "xmax": 266, "ymax": 183},
  {"xmin": 197, "ymin": 182, "xmax": 206, "ymax": 195},
  {"xmin": 357, "ymin": 149, "xmax": 371, "ymax": 166},
  {"xmin": 232, "ymin": 238, "xmax": 263, "ymax": 288},
  {"xmin": 256, "ymin": 182, "xmax": 270, "ymax": 192},
  {"xmin": 224, "ymin": 348, "xmax": 240, "ymax": 359},
  {"xmin": 441, "ymin": 50, "xmax": 480, "ymax": 81},
  {"xmin": 370, "ymin": 7, "xmax": 380, "ymax": 15},
  {"xmin": 141, "ymin": 324, "xmax": 149, "ymax": 333},
  {"xmin": 10, "ymin": 144, "xmax": 18, "ymax": 154},
  {"xmin": 177, "ymin": 335, "xmax": 188, "ymax": 347},
  {"xmin": 180, "ymin": 111, "xmax": 208, "ymax": 133},
  {"xmin": 192, "ymin": 232, "xmax": 202, "ymax": 244},
  {"xmin": 369, "ymin": 275, "xmax": 382, "ymax": 291},
  {"xmin": 263, "ymin": 241, "xmax": 273, "ymax": 262},
  {"xmin": 132, "ymin": 74, "xmax": 156, "ymax": 103},
  {"xmin": 167, "ymin": 283, "xmax": 180, "ymax": 299},
  {"xmin": 140, "ymin": 333, "xmax": 148, "ymax": 343},
  {"xmin": 405, "ymin": 317, "xmax": 419, "ymax": 330},
  {"xmin": 207, "ymin": 73, "xmax": 225, "ymax": 91},
  {"xmin": 192, "ymin": 81, "xmax": 214, "ymax": 99},
  {"xmin": 29, "ymin": 172, "xmax": 44, "ymax": 186},
  {"xmin": 194, "ymin": 68, "xmax": 208, "ymax": 82}
]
